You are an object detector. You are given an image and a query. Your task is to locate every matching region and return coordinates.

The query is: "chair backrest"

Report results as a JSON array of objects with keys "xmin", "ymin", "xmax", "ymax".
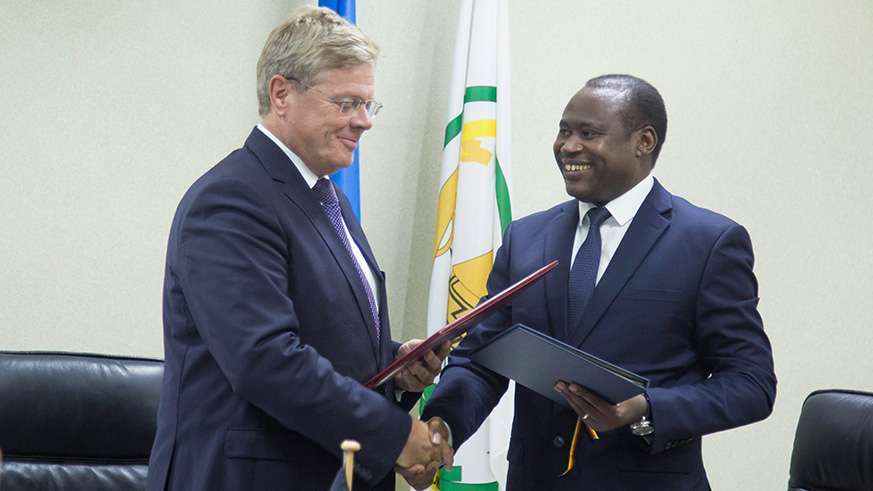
[
  {"xmin": 0, "ymin": 351, "xmax": 163, "ymax": 491},
  {"xmin": 788, "ymin": 388, "xmax": 873, "ymax": 491}
]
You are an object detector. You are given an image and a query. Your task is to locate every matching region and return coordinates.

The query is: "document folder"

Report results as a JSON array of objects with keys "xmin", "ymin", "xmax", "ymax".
[
  {"xmin": 365, "ymin": 261, "xmax": 558, "ymax": 389},
  {"xmin": 469, "ymin": 324, "xmax": 648, "ymax": 406}
]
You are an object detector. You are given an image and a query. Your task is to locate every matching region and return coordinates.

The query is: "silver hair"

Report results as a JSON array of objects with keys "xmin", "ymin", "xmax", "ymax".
[{"xmin": 256, "ymin": 6, "xmax": 380, "ymax": 116}]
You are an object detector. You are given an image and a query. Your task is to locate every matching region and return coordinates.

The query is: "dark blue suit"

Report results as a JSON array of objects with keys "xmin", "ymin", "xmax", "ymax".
[
  {"xmin": 422, "ymin": 180, "xmax": 776, "ymax": 490},
  {"xmin": 147, "ymin": 128, "xmax": 416, "ymax": 490}
]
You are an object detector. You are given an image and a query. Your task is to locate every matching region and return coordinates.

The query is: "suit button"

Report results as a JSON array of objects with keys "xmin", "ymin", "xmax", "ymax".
[{"xmin": 553, "ymin": 436, "xmax": 565, "ymax": 448}]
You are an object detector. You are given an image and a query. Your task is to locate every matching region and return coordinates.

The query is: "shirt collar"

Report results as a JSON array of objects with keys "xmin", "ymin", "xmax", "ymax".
[
  {"xmin": 257, "ymin": 124, "xmax": 324, "ymax": 189},
  {"xmin": 577, "ymin": 174, "xmax": 654, "ymax": 227}
]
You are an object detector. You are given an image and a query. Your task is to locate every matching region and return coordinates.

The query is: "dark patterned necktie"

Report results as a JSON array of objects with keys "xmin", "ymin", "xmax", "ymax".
[
  {"xmin": 312, "ymin": 178, "xmax": 381, "ymax": 344},
  {"xmin": 567, "ymin": 207, "xmax": 611, "ymax": 338}
]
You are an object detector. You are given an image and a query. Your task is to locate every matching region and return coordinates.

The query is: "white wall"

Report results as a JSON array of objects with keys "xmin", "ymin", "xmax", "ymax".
[{"xmin": 3, "ymin": 1, "xmax": 872, "ymax": 489}]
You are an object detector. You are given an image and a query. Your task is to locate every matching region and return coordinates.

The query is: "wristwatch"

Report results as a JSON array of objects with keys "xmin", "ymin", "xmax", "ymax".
[
  {"xmin": 630, "ymin": 393, "xmax": 654, "ymax": 436},
  {"xmin": 630, "ymin": 415, "xmax": 654, "ymax": 436}
]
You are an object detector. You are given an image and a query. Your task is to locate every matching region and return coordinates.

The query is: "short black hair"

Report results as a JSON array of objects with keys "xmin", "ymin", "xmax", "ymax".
[{"xmin": 585, "ymin": 74, "xmax": 668, "ymax": 164}]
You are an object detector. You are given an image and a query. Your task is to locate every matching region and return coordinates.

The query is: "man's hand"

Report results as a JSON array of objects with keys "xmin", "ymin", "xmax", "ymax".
[
  {"xmin": 396, "ymin": 464, "xmax": 437, "ymax": 491},
  {"xmin": 393, "ymin": 339, "xmax": 451, "ymax": 393},
  {"xmin": 426, "ymin": 417, "xmax": 453, "ymax": 471},
  {"xmin": 554, "ymin": 382, "xmax": 648, "ymax": 432},
  {"xmin": 396, "ymin": 416, "xmax": 453, "ymax": 490}
]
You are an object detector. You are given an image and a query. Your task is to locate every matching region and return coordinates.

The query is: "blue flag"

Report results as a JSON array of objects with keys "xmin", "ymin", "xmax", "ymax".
[
  {"xmin": 319, "ymin": 0, "xmax": 361, "ymax": 220},
  {"xmin": 329, "ymin": 467, "xmax": 351, "ymax": 491}
]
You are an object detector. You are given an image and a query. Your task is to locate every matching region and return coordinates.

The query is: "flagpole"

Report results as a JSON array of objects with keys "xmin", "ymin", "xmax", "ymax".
[{"xmin": 341, "ymin": 440, "xmax": 360, "ymax": 490}]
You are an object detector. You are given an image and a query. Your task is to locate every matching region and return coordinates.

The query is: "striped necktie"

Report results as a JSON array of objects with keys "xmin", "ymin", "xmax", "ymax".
[
  {"xmin": 312, "ymin": 178, "xmax": 381, "ymax": 343},
  {"xmin": 567, "ymin": 207, "xmax": 611, "ymax": 339}
]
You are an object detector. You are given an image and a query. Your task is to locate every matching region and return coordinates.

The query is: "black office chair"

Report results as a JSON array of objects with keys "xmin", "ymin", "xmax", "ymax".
[
  {"xmin": 787, "ymin": 388, "xmax": 873, "ymax": 491},
  {"xmin": 0, "ymin": 351, "xmax": 163, "ymax": 490}
]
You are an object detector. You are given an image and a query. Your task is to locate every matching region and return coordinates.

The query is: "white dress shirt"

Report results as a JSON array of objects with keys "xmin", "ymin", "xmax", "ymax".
[{"xmin": 571, "ymin": 174, "xmax": 655, "ymax": 286}]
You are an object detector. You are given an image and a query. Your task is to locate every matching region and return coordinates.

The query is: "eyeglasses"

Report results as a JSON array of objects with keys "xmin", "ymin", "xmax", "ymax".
[{"xmin": 286, "ymin": 76, "xmax": 382, "ymax": 118}]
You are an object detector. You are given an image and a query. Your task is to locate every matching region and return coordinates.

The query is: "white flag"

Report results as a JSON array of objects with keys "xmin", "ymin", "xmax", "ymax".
[{"xmin": 424, "ymin": 0, "xmax": 512, "ymax": 489}]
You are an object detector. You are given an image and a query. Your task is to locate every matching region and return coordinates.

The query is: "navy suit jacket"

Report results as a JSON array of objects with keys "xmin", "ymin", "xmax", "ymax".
[
  {"xmin": 146, "ymin": 128, "xmax": 417, "ymax": 491},
  {"xmin": 422, "ymin": 180, "xmax": 777, "ymax": 490}
]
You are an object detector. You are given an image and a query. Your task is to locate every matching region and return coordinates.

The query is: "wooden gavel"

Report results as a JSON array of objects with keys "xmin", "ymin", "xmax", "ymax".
[{"xmin": 341, "ymin": 440, "xmax": 360, "ymax": 490}]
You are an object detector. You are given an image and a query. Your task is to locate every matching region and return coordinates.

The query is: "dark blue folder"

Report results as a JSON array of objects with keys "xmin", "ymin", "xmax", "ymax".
[{"xmin": 469, "ymin": 324, "xmax": 649, "ymax": 406}]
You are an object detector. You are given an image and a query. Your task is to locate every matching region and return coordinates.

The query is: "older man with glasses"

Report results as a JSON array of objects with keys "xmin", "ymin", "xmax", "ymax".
[{"xmin": 146, "ymin": 7, "xmax": 451, "ymax": 491}]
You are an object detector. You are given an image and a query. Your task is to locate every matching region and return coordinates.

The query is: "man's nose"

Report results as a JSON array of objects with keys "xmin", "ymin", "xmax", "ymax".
[
  {"xmin": 349, "ymin": 105, "xmax": 374, "ymax": 130},
  {"xmin": 560, "ymin": 135, "xmax": 584, "ymax": 154}
]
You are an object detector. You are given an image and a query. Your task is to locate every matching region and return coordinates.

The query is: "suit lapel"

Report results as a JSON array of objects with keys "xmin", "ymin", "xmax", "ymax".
[
  {"xmin": 243, "ymin": 128, "xmax": 382, "ymax": 363},
  {"xmin": 335, "ymin": 185, "xmax": 384, "ymax": 363},
  {"xmin": 544, "ymin": 201, "xmax": 579, "ymax": 342},
  {"xmin": 568, "ymin": 180, "xmax": 673, "ymax": 347}
]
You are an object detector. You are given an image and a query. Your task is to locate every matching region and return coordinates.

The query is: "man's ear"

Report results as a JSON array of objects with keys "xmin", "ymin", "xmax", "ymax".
[
  {"xmin": 636, "ymin": 125, "xmax": 657, "ymax": 158},
  {"xmin": 269, "ymin": 75, "xmax": 293, "ymax": 117}
]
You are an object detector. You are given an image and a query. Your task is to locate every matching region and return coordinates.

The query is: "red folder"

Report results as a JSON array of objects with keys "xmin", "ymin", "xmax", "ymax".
[{"xmin": 365, "ymin": 260, "xmax": 558, "ymax": 388}]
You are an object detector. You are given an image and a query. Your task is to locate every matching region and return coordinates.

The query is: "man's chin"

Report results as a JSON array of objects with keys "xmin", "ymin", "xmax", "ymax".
[
  {"xmin": 324, "ymin": 157, "xmax": 356, "ymax": 176},
  {"xmin": 564, "ymin": 182, "xmax": 591, "ymax": 202}
]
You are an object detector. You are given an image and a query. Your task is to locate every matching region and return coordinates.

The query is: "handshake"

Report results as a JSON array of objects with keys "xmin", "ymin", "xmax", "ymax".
[
  {"xmin": 395, "ymin": 415, "xmax": 453, "ymax": 490},
  {"xmin": 389, "ymin": 339, "xmax": 453, "ymax": 489}
]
